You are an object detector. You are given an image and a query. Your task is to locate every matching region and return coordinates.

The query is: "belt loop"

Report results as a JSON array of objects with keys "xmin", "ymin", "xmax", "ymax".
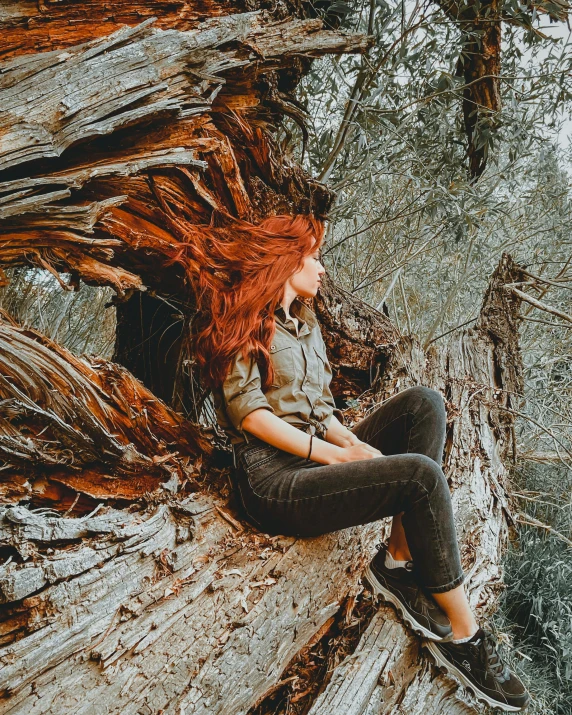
[{"xmin": 232, "ymin": 444, "xmax": 237, "ymax": 468}]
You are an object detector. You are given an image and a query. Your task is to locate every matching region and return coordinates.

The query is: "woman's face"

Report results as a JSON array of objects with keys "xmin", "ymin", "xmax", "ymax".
[{"xmin": 286, "ymin": 238, "xmax": 326, "ymax": 299}]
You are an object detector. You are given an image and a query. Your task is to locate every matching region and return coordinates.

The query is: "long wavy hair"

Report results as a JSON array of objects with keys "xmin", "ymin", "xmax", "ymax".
[{"xmin": 188, "ymin": 214, "xmax": 325, "ymax": 392}]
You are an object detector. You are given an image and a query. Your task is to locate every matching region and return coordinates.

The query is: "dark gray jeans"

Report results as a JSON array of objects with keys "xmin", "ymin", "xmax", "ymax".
[{"xmin": 233, "ymin": 386, "xmax": 465, "ymax": 593}]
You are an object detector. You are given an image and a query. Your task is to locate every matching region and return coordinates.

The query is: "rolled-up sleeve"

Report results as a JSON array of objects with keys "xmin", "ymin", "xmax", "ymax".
[{"xmin": 223, "ymin": 349, "xmax": 275, "ymax": 432}]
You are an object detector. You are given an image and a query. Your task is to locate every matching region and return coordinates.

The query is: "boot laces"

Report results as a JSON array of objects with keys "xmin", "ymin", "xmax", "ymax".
[{"xmin": 481, "ymin": 631, "xmax": 510, "ymax": 681}]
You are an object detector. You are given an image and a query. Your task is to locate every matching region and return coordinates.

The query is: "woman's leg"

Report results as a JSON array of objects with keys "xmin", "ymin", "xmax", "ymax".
[
  {"xmin": 349, "ymin": 386, "xmax": 478, "ymax": 638},
  {"xmin": 242, "ymin": 451, "xmax": 464, "ymax": 591},
  {"xmin": 235, "ymin": 389, "xmax": 529, "ymax": 709},
  {"xmin": 237, "ymin": 437, "xmax": 464, "ymax": 642},
  {"xmin": 432, "ymin": 585, "xmax": 478, "ymax": 639},
  {"xmin": 350, "ymin": 386, "xmax": 448, "ymax": 564},
  {"xmin": 387, "ymin": 512, "xmax": 411, "ymax": 561}
]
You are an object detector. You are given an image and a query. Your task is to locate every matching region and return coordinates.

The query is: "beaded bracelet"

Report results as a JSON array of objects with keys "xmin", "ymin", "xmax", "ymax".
[{"xmin": 306, "ymin": 433, "xmax": 314, "ymax": 460}]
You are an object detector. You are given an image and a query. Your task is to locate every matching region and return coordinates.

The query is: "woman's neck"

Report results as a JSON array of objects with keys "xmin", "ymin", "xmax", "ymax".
[
  {"xmin": 288, "ymin": 314, "xmax": 299, "ymax": 336},
  {"xmin": 281, "ymin": 285, "xmax": 298, "ymax": 317},
  {"xmin": 280, "ymin": 298, "xmax": 300, "ymax": 336}
]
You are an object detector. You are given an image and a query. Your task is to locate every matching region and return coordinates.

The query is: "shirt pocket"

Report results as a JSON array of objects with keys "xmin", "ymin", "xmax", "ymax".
[{"xmin": 269, "ymin": 340, "xmax": 295, "ymax": 387}]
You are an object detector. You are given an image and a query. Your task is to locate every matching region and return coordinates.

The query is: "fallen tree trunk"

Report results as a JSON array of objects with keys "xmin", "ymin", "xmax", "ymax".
[
  {"xmin": 0, "ymin": 2, "xmax": 527, "ymax": 713},
  {"xmin": 0, "ymin": 255, "xmax": 525, "ymax": 714}
]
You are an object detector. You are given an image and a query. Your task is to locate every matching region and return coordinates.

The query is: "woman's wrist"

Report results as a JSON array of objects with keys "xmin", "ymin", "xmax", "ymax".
[
  {"xmin": 310, "ymin": 438, "xmax": 346, "ymax": 465},
  {"xmin": 344, "ymin": 432, "xmax": 361, "ymax": 447}
]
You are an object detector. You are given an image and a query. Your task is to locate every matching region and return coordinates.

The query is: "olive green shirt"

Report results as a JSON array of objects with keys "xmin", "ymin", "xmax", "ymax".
[{"xmin": 212, "ymin": 298, "xmax": 344, "ymax": 446}]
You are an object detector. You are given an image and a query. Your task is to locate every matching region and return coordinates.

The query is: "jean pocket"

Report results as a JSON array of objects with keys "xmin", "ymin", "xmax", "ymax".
[{"xmin": 241, "ymin": 444, "xmax": 279, "ymax": 471}]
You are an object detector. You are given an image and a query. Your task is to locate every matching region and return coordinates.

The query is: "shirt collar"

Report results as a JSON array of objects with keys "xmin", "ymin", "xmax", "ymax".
[{"xmin": 275, "ymin": 298, "xmax": 317, "ymax": 335}]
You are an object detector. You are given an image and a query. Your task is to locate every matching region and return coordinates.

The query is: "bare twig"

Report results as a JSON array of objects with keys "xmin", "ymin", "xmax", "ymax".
[
  {"xmin": 375, "ymin": 267, "xmax": 402, "ymax": 311},
  {"xmin": 494, "ymin": 404, "xmax": 572, "ymax": 465},
  {"xmin": 520, "ymin": 316, "xmax": 572, "ymax": 329},
  {"xmin": 215, "ymin": 506, "xmax": 244, "ymax": 531},
  {"xmin": 521, "ymin": 268, "xmax": 572, "ymax": 292},
  {"xmin": 509, "ymin": 287, "xmax": 572, "ymax": 325},
  {"xmin": 426, "ymin": 316, "xmax": 479, "ymax": 346},
  {"xmin": 515, "ymin": 513, "xmax": 572, "ymax": 548}
]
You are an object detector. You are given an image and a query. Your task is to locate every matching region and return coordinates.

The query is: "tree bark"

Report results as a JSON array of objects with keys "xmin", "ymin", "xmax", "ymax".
[{"xmin": 0, "ymin": 3, "xmax": 526, "ymax": 713}]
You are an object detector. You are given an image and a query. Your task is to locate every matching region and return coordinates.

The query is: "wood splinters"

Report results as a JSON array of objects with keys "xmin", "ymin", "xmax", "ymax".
[{"xmin": 214, "ymin": 506, "xmax": 244, "ymax": 531}]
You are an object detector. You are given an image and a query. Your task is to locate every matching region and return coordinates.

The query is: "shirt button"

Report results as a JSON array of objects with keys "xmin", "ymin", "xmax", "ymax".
[{"xmin": 271, "ymin": 345, "xmax": 275, "ymax": 351}]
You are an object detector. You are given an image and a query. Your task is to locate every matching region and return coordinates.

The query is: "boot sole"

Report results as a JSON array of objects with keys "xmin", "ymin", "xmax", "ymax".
[
  {"xmin": 364, "ymin": 565, "xmax": 452, "ymax": 642},
  {"xmin": 425, "ymin": 641, "xmax": 528, "ymax": 712}
]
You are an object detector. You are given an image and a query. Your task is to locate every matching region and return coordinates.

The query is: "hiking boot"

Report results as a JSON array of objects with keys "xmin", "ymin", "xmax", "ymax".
[
  {"xmin": 364, "ymin": 544, "xmax": 453, "ymax": 642},
  {"xmin": 426, "ymin": 628, "xmax": 530, "ymax": 712}
]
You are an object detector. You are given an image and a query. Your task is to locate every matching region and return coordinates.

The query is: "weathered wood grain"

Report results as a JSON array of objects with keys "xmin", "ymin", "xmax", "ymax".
[
  {"xmin": 0, "ymin": 11, "xmax": 367, "ymax": 320},
  {"xmin": 0, "ymin": 149, "xmax": 206, "ymax": 225},
  {"xmin": 314, "ymin": 273, "xmax": 401, "ymax": 398},
  {"xmin": 0, "ymin": 0, "xmax": 281, "ymax": 61},
  {"xmin": 308, "ymin": 606, "xmax": 476, "ymax": 715},
  {"xmin": 0, "ymin": 13, "xmax": 367, "ymax": 173},
  {"xmin": 0, "ymin": 494, "xmax": 379, "ymax": 714}
]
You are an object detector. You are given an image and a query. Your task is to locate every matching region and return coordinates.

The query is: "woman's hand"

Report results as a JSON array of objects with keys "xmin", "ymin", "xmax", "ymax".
[
  {"xmin": 335, "ymin": 442, "xmax": 383, "ymax": 462},
  {"xmin": 327, "ymin": 426, "xmax": 383, "ymax": 462},
  {"xmin": 241, "ymin": 409, "xmax": 384, "ymax": 465},
  {"xmin": 325, "ymin": 417, "xmax": 370, "ymax": 449}
]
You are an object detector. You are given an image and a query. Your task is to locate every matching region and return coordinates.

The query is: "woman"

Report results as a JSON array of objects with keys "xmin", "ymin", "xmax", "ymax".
[{"xmin": 193, "ymin": 214, "xmax": 529, "ymax": 712}]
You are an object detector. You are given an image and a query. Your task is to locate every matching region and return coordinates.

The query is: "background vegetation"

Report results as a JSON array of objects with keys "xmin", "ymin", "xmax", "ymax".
[{"xmin": 2, "ymin": 0, "xmax": 571, "ymax": 710}]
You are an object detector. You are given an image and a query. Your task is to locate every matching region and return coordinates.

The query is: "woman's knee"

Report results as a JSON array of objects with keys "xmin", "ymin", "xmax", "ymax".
[
  {"xmin": 407, "ymin": 385, "xmax": 444, "ymax": 409},
  {"xmin": 404, "ymin": 385, "xmax": 446, "ymax": 426},
  {"xmin": 411, "ymin": 454, "xmax": 449, "ymax": 498}
]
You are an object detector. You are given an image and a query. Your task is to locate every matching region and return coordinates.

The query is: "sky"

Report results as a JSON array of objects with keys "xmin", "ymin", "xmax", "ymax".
[{"xmin": 529, "ymin": 20, "xmax": 572, "ymax": 148}]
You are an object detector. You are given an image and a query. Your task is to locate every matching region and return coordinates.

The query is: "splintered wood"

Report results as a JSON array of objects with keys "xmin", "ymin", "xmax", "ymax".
[
  {"xmin": 0, "ymin": 495, "xmax": 374, "ymax": 714},
  {"xmin": 0, "ymin": 318, "xmax": 211, "ymax": 503},
  {"xmin": 0, "ymin": 12, "xmax": 368, "ymax": 294}
]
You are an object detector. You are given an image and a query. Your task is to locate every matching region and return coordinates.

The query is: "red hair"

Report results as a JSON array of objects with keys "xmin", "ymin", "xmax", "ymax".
[{"xmin": 187, "ymin": 214, "xmax": 325, "ymax": 391}]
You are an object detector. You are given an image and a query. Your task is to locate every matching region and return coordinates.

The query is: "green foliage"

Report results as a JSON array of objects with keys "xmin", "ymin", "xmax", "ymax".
[
  {"xmin": 0, "ymin": 268, "xmax": 115, "ymax": 357},
  {"xmin": 494, "ymin": 464, "xmax": 572, "ymax": 714}
]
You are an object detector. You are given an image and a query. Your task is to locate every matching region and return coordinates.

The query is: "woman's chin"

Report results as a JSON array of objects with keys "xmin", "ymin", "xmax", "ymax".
[{"xmin": 298, "ymin": 288, "xmax": 318, "ymax": 299}]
